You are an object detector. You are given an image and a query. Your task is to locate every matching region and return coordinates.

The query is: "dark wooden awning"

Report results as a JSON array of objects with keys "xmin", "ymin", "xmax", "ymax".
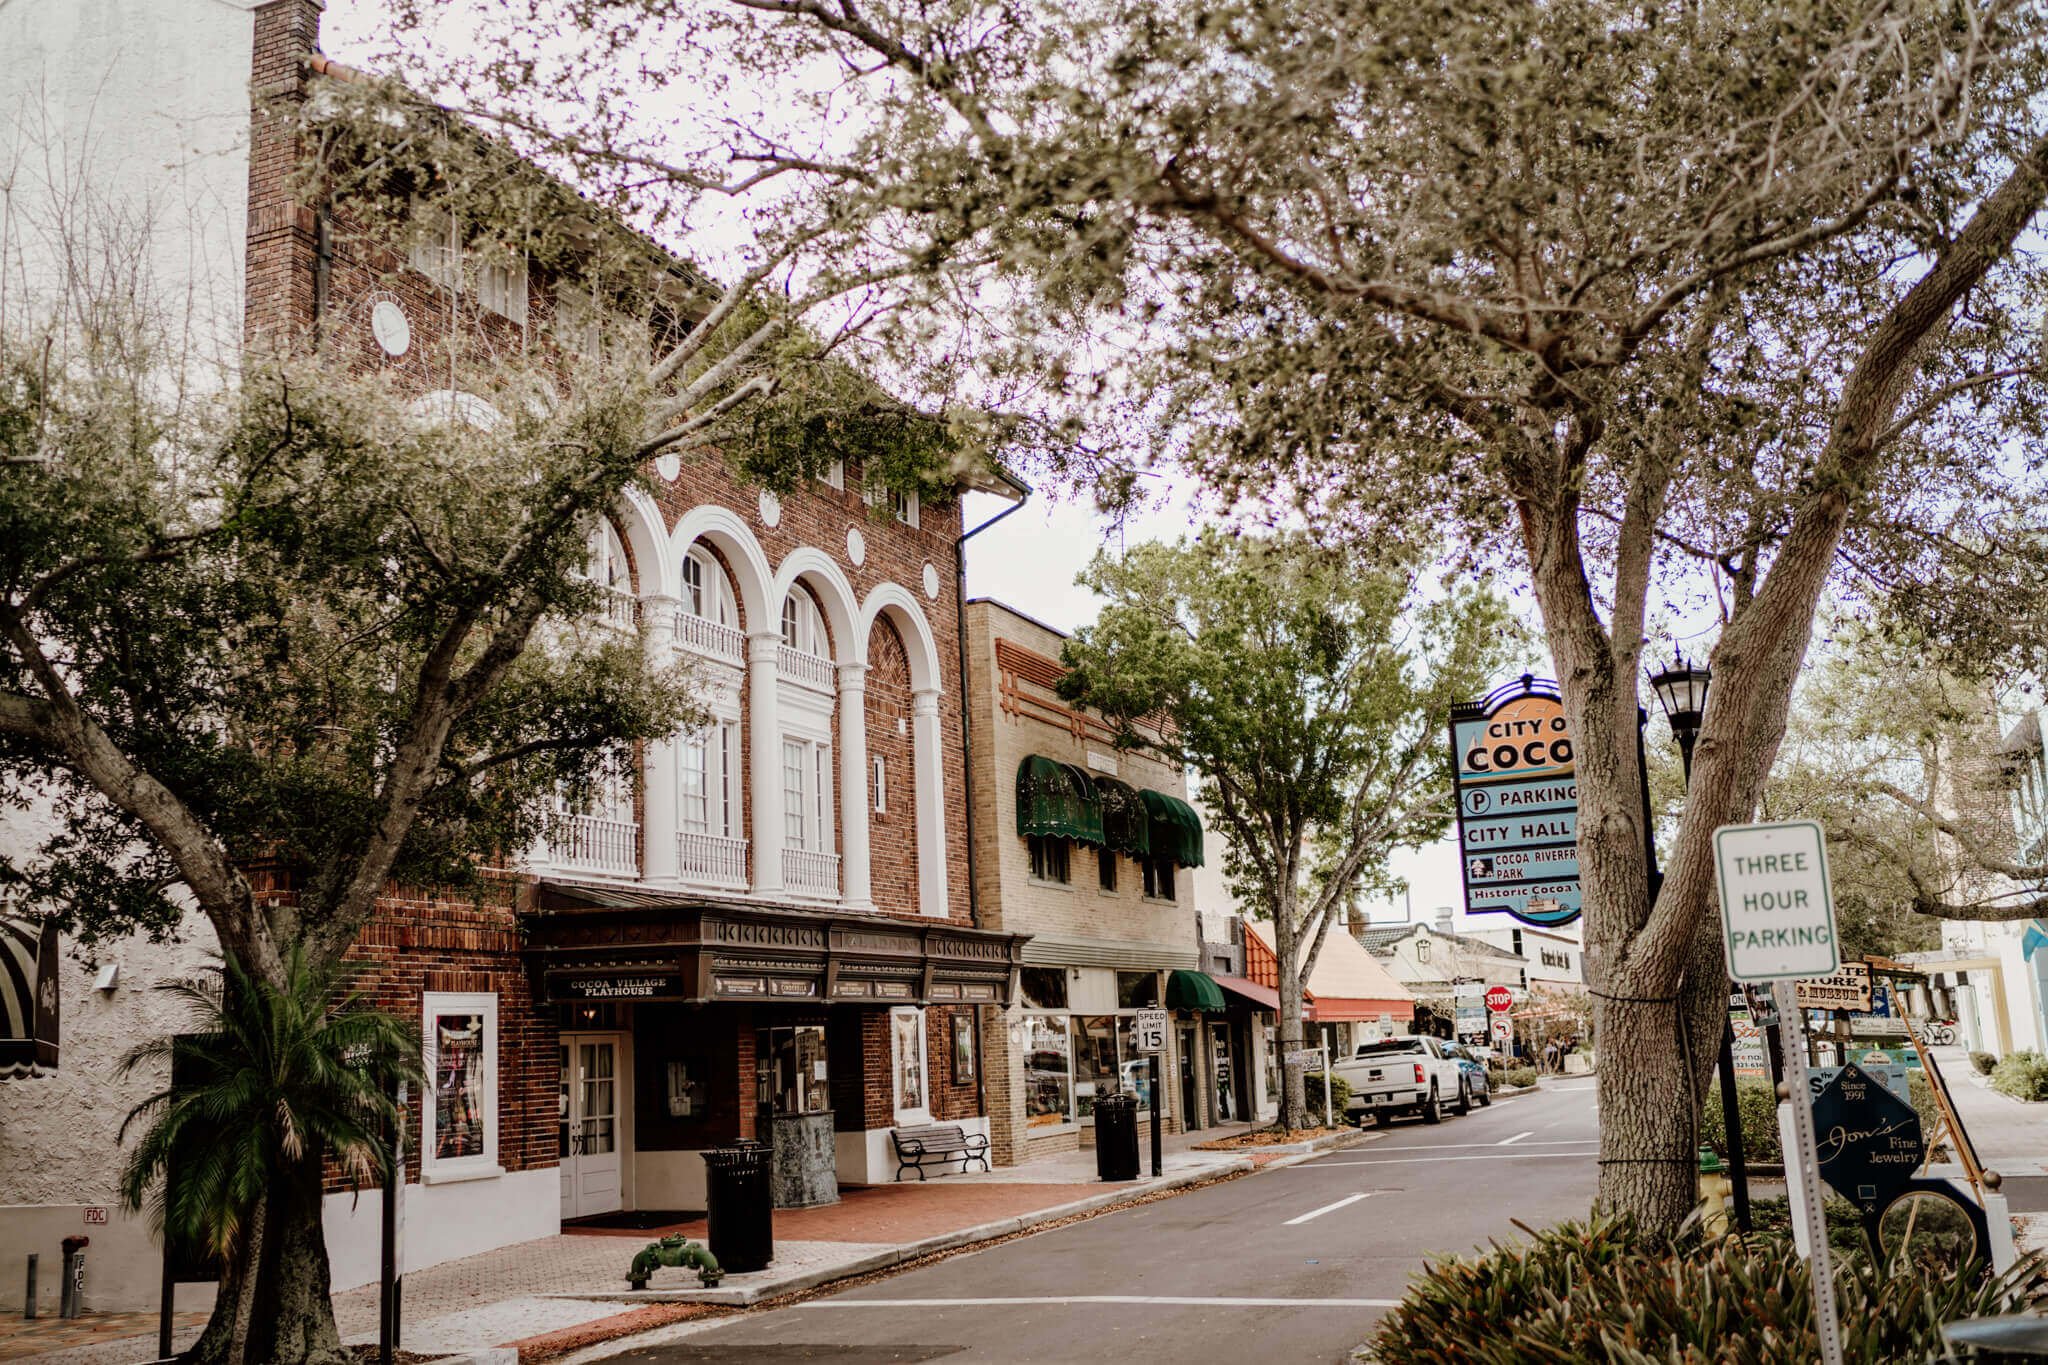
[{"xmin": 524, "ymin": 882, "xmax": 1027, "ymax": 1007}]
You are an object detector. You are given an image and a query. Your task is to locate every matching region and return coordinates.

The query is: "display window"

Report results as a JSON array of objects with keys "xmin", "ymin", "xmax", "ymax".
[
  {"xmin": 422, "ymin": 992, "xmax": 499, "ymax": 1181},
  {"xmin": 756, "ymin": 1025, "xmax": 830, "ymax": 1116},
  {"xmin": 1023, "ymin": 1014, "xmax": 1073, "ymax": 1129},
  {"xmin": 890, "ymin": 1008, "xmax": 930, "ymax": 1121}
]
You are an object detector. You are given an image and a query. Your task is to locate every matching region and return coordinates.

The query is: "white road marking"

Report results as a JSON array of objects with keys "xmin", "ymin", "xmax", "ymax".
[
  {"xmin": 1283, "ymin": 1191, "xmax": 1376, "ymax": 1225},
  {"xmin": 1286, "ymin": 1151, "xmax": 1598, "ymax": 1166},
  {"xmin": 1499, "ymin": 1131, "xmax": 1534, "ymax": 1146},
  {"xmin": 798, "ymin": 1297, "xmax": 1405, "ymax": 1309},
  {"xmin": 1361, "ymin": 1140, "xmax": 1594, "ymax": 1152}
]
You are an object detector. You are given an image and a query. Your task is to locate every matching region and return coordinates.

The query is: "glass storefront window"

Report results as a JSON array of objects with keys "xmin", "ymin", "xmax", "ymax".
[
  {"xmin": 1262, "ymin": 1021, "xmax": 1279, "ymax": 1105},
  {"xmin": 757, "ymin": 1025, "xmax": 830, "ymax": 1116},
  {"xmin": 1074, "ymin": 1015, "xmax": 1119, "ymax": 1121},
  {"xmin": 1021, "ymin": 966, "xmax": 1068, "ymax": 1010},
  {"xmin": 1116, "ymin": 1014, "xmax": 1155, "ymax": 1112},
  {"xmin": 1023, "ymin": 1014, "xmax": 1073, "ymax": 1128},
  {"xmin": 433, "ymin": 1012, "xmax": 488, "ymax": 1160},
  {"xmin": 1116, "ymin": 971, "xmax": 1159, "ymax": 1009}
]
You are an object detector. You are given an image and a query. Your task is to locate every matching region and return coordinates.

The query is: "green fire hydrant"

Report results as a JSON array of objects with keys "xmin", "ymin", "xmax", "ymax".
[
  {"xmin": 1697, "ymin": 1146, "xmax": 1733, "ymax": 1239},
  {"xmin": 626, "ymin": 1234, "xmax": 724, "ymax": 1289}
]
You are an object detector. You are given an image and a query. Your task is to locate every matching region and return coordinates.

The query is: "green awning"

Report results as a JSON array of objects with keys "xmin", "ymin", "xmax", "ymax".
[
  {"xmin": 1166, "ymin": 969, "xmax": 1227, "ymax": 1013},
  {"xmin": 1092, "ymin": 776, "xmax": 1151, "ymax": 857},
  {"xmin": 1139, "ymin": 789, "xmax": 1205, "ymax": 868},
  {"xmin": 1016, "ymin": 755, "xmax": 1105, "ymax": 846}
]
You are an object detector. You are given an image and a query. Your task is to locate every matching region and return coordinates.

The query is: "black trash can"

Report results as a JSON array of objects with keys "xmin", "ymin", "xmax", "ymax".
[
  {"xmin": 703, "ymin": 1140, "xmax": 774, "ymax": 1272},
  {"xmin": 1093, "ymin": 1092, "xmax": 1141, "ymax": 1182}
]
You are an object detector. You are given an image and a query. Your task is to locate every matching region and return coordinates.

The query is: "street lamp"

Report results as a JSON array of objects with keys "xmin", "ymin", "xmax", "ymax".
[
  {"xmin": 1645, "ymin": 649, "xmax": 1749, "ymax": 1232},
  {"xmin": 1648, "ymin": 653, "xmax": 1712, "ymax": 781}
]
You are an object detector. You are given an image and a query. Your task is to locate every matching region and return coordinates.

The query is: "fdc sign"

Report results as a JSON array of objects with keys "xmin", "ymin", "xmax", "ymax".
[{"xmin": 1713, "ymin": 820, "xmax": 1839, "ymax": 981}]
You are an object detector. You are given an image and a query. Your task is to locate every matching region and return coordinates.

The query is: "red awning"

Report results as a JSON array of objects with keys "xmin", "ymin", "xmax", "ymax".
[
  {"xmin": 1212, "ymin": 975, "xmax": 1281, "ymax": 1011},
  {"xmin": 1308, "ymin": 997, "xmax": 1412, "ymax": 1023}
]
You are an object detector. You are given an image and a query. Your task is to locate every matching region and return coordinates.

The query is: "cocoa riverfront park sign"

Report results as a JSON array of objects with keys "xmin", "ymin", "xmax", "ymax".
[{"xmin": 1449, "ymin": 676, "xmax": 1581, "ymax": 927}]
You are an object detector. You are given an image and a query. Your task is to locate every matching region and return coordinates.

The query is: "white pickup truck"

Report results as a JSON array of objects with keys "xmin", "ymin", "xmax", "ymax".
[{"xmin": 1333, "ymin": 1035, "xmax": 1470, "ymax": 1127}]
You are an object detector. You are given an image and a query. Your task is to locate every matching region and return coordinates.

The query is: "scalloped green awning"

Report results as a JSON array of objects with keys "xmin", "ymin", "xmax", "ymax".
[
  {"xmin": 1016, "ymin": 755, "xmax": 1105, "ymax": 846},
  {"xmin": 1139, "ymin": 789, "xmax": 1205, "ymax": 868},
  {"xmin": 1166, "ymin": 969, "xmax": 1227, "ymax": 1013},
  {"xmin": 1091, "ymin": 776, "xmax": 1151, "ymax": 858}
]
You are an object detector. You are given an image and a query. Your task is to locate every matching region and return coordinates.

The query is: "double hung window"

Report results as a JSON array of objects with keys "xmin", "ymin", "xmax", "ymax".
[{"xmin": 782, "ymin": 737, "xmax": 833, "ymax": 850}]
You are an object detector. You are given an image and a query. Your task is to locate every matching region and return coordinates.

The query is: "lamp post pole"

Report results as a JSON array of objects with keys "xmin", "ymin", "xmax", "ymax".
[{"xmin": 1649, "ymin": 655, "xmax": 1752, "ymax": 1236}]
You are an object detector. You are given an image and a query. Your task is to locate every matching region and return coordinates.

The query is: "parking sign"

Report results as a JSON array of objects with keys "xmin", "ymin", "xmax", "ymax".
[{"xmin": 1714, "ymin": 820, "xmax": 1839, "ymax": 981}]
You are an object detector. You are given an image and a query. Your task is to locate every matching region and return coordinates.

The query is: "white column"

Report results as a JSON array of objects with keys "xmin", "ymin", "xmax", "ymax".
[
  {"xmin": 837, "ymin": 663, "xmax": 873, "ymax": 912},
  {"xmin": 641, "ymin": 595, "xmax": 681, "ymax": 884},
  {"xmin": 911, "ymin": 687, "xmax": 949, "ymax": 917},
  {"xmin": 748, "ymin": 632, "xmax": 784, "ymax": 896}
]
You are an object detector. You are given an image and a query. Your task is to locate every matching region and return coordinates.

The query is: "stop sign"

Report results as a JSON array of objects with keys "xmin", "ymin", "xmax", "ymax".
[{"xmin": 1484, "ymin": 986, "xmax": 1514, "ymax": 1013}]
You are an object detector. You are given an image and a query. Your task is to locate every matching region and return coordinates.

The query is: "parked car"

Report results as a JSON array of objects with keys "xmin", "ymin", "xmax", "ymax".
[
  {"xmin": 1440, "ymin": 1042, "xmax": 1493, "ymax": 1111},
  {"xmin": 1332, "ymin": 1035, "xmax": 1469, "ymax": 1126}
]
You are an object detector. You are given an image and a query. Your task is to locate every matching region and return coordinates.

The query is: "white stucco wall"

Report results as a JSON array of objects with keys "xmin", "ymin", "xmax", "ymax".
[{"xmin": 0, "ymin": 0, "xmax": 254, "ymax": 373}]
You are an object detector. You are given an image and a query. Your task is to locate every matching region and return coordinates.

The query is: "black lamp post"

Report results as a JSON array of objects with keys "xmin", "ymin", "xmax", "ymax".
[{"xmin": 1647, "ymin": 652, "xmax": 1753, "ymax": 1234}]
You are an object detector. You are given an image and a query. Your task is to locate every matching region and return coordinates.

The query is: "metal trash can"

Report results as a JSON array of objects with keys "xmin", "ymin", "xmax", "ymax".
[
  {"xmin": 1093, "ymin": 1092, "xmax": 1141, "ymax": 1182},
  {"xmin": 703, "ymin": 1140, "xmax": 774, "ymax": 1272}
]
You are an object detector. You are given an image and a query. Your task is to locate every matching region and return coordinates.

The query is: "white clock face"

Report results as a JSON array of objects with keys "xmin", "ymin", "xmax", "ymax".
[{"xmin": 371, "ymin": 301, "xmax": 411, "ymax": 357}]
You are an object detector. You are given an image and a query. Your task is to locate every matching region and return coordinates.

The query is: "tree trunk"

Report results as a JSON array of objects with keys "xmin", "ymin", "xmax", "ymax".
[
  {"xmin": 227, "ymin": 1196, "xmax": 265, "ymax": 1365},
  {"xmin": 185, "ymin": 1160, "xmax": 347, "ymax": 1365},
  {"xmin": 1272, "ymin": 880, "xmax": 1309, "ymax": 1130}
]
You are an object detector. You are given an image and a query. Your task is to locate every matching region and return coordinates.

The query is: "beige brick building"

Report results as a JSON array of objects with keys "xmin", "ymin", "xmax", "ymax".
[{"xmin": 964, "ymin": 600, "xmax": 1244, "ymax": 1165}]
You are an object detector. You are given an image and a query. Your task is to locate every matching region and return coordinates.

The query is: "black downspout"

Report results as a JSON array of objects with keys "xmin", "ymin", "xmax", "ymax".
[
  {"xmin": 311, "ymin": 200, "xmax": 333, "ymax": 349},
  {"xmin": 953, "ymin": 486, "xmax": 1028, "ymax": 1128}
]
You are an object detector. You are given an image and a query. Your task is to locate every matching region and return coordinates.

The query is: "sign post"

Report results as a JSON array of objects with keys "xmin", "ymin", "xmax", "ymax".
[
  {"xmin": 1716, "ymin": 820, "xmax": 1844, "ymax": 1365},
  {"xmin": 1134, "ymin": 1009, "xmax": 1168, "ymax": 1177}
]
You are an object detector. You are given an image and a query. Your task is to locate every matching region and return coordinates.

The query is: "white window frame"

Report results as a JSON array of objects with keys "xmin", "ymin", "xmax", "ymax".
[
  {"xmin": 422, "ymin": 991, "xmax": 501, "ymax": 1184},
  {"xmin": 682, "ymin": 550, "xmax": 736, "ymax": 626},
  {"xmin": 476, "ymin": 249, "xmax": 529, "ymax": 322},
  {"xmin": 818, "ymin": 459, "xmax": 845, "ymax": 490},
  {"xmin": 679, "ymin": 730, "xmax": 711, "ymax": 835},
  {"xmin": 783, "ymin": 738, "xmax": 809, "ymax": 849},
  {"xmin": 890, "ymin": 1006, "xmax": 932, "ymax": 1124},
  {"xmin": 890, "ymin": 488, "xmax": 920, "ymax": 528}
]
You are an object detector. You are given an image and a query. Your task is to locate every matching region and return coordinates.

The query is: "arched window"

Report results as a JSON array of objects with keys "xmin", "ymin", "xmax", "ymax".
[
  {"xmin": 779, "ymin": 590, "xmax": 827, "ymax": 656},
  {"xmin": 584, "ymin": 521, "xmax": 635, "ymax": 630},
  {"xmin": 681, "ymin": 548, "xmax": 735, "ymax": 626}
]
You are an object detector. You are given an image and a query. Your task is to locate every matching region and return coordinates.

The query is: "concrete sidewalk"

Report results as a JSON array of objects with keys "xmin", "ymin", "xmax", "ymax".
[
  {"xmin": 14, "ymin": 1124, "xmax": 1262, "ymax": 1365},
  {"xmin": 1929, "ymin": 1045, "xmax": 2048, "ymax": 1177}
]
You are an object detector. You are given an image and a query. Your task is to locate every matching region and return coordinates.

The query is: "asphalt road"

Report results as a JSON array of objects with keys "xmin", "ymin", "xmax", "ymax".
[{"xmin": 607, "ymin": 1080, "xmax": 1602, "ymax": 1365}]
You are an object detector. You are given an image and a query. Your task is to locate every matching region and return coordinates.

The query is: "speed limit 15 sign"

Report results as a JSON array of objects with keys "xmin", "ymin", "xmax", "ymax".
[{"xmin": 1133, "ymin": 1008, "xmax": 1169, "ymax": 1054}]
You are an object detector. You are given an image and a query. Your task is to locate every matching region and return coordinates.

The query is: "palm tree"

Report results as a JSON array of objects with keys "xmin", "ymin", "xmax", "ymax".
[{"xmin": 119, "ymin": 946, "xmax": 422, "ymax": 1365}]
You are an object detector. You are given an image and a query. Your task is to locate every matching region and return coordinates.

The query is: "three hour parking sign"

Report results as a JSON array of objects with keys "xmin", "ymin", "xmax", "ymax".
[
  {"xmin": 1714, "ymin": 820, "xmax": 1840, "ymax": 981},
  {"xmin": 1449, "ymin": 677, "xmax": 1581, "ymax": 928}
]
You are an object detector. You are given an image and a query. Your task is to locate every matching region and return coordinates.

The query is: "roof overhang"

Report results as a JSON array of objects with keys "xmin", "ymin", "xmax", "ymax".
[{"xmin": 525, "ymin": 883, "xmax": 1028, "ymax": 1008}]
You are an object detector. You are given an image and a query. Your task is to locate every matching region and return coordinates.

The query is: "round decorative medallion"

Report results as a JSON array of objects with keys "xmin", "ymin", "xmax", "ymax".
[
  {"xmin": 922, "ymin": 563, "xmax": 941, "ymax": 599},
  {"xmin": 758, "ymin": 490, "xmax": 782, "ymax": 529},
  {"xmin": 370, "ymin": 300, "xmax": 411, "ymax": 357},
  {"xmin": 655, "ymin": 453, "xmax": 680, "ymax": 483},
  {"xmin": 846, "ymin": 527, "xmax": 867, "ymax": 567}
]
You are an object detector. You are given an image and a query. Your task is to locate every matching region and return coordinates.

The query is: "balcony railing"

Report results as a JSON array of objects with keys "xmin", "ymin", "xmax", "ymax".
[
  {"xmin": 550, "ymin": 814, "xmax": 641, "ymax": 877},
  {"xmin": 777, "ymin": 644, "xmax": 836, "ymax": 694},
  {"xmin": 782, "ymin": 846, "xmax": 841, "ymax": 899},
  {"xmin": 673, "ymin": 610, "xmax": 746, "ymax": 666},
  {"xmin": 677, "ymin": 830, "xmax": 750, "ymax": 889},
  {"xmin": 599, "ymin": 588, "xmax": 639, "ymax": 632}
]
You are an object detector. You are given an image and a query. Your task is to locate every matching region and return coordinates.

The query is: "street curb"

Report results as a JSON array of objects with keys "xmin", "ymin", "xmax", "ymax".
[
  {"xmin": 438, "ymin": 1349, "xmax": 520, "ymax": 1365},
  {"xmin": 1193, "ymin": 1127, "xmax": 1376, "ymax": 1157},
  {"xmin": 542, "ymin": 1159, "xmax": 1256, "ymax": 1308}
]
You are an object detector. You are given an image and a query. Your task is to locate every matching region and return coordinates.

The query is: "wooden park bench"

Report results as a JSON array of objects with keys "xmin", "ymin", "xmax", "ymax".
[{"xmin": 890, "ymin": 1123, "xmax": 991, "ymax": 1181}]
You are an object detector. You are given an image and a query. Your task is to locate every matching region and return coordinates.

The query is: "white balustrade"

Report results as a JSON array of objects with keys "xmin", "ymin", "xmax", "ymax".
[
  {"xmin": 676, "ymin": 831, "xmax": 750, "ymax": 889},
  {"xmin": 551, "ymin": 814, "xmax": 641, "ymax": 876},
  {"xmin": 781, "ymin": 846, "xmax": 841, "ymax": 899},
  {"xmin": 672, "ymin": 610, "xmax": 746, "ymax": 665},
  {"xmin": 600, "ymin": 588, "xmax": 639, "ymax": 631},
  {"xmin": 776, "ymin": 644, "xmax": 836, "ymax": 694}
]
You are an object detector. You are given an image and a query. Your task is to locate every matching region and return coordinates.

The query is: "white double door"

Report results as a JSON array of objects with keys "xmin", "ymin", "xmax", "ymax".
[{"xmin": 559, "ymin": 1034, "xmax": 623, "ymax": 1221}]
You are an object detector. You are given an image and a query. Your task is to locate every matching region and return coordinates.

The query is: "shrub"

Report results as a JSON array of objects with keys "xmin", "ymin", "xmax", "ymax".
[
  {"xmin": 1500, "ymin": 1067, "xmax": 1538, "ymax": 1089},
  {"xmin": 1362, "ymin": 1212, "xmax": 2019, "ymax": 1364},
  {"xmin": 1302, "ymin": 1069, "xmax": 1351, "ymax": 1118},
  {"xmin": 1704, "ymin": 1074, "xmax": 1944, "ymax": 1165},
  {"xmin": 1970, "ymin": 1050, "xmax": 1997, "ymax": 1076},
  {"xmin": 1991, "ymin": 1049, "xmax": 2048, "ymax": 1102}
]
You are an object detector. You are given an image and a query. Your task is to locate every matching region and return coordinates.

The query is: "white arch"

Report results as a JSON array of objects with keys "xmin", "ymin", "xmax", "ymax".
[
  {"xmin": 614, "ymin": 485, "xmax": 674, "ymax": 600},
  {"xmin": 858, "ymin": 583, "xmax": 943, "ymax": 694},
  {"xmin": 772, "ymin": 548, "xmax": 862, "ymax": 664},
  {"xmin": 669, "ymin": 504, "xmax": 775, "ymax": 634}
]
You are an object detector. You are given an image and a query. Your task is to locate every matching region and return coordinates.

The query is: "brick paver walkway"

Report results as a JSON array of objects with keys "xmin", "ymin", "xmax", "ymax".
[{"xmin": 0, "ymin": 1313, "xmax": 206, "ymax": 1363}]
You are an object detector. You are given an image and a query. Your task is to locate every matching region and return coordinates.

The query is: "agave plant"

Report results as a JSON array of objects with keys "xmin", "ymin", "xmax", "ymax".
[{"xmin": 119, "ymin": 946, "xmax": 422, "ymax": 1365}]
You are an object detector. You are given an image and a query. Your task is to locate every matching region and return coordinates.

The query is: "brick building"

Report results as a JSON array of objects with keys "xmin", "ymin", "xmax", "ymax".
[
  {"xmin": 0, "ymin": 0, "xmax": 1029, "ymax": 1309},
  {"xmin": 962, "ymin": 599, "xmax": 1241, "ymax": 1163}
]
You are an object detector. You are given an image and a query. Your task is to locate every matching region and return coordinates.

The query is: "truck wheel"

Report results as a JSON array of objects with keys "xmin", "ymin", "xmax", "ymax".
[
  {"xmin": 1421, "ymin": 1083, "xmax": 1443, "ymax": 1124},
  {"xmin": 1453, "ymin": 1080, "xmax": 1472, "ymax": 1116},
  {"xmin": 1374, "ymin": 1109, "xmax": 1394, "ymax": 1128}
]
